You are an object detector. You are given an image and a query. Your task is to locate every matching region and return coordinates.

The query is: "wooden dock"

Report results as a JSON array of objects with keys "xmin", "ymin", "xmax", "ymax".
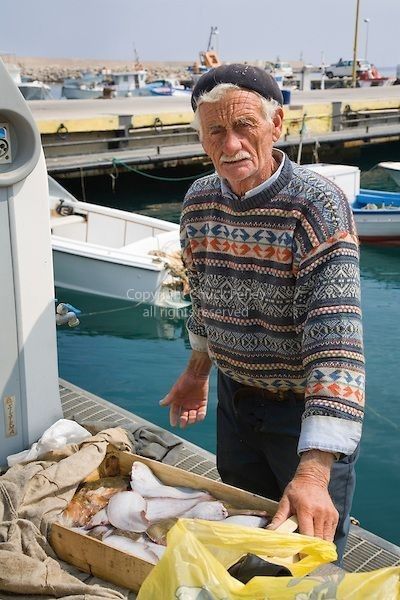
[{"xmin": 28, "ymin": 88, "xmax": 400, "ymax": 177}]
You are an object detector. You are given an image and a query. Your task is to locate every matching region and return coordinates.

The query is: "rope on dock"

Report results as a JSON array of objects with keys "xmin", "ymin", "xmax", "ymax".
[
  {"xmin": 111, "ymin": 158, "xmax": 214, "ymax": 182},
  {"xmin": 79, "ymin": 305, "xmax": 138, "ymax": 317}
]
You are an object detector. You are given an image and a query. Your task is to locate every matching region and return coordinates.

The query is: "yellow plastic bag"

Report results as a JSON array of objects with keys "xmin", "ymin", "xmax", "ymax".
[{"xmin": 137, "ymin": 519, "xmax": 400, "ymax": 600}]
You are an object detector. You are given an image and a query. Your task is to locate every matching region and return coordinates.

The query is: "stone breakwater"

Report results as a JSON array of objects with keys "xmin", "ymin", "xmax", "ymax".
[{"xmin": 12, "ymin": 56, "xmax": 191, "ymax": 83}]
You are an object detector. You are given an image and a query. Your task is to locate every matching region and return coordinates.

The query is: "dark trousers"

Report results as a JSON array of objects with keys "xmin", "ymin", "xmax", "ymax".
[{"xmin": 216, "ymin": 371, "xmax": 359, "ymax": 564}]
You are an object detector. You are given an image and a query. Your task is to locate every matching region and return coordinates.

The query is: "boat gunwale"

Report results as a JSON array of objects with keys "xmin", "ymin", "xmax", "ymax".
[{"xmin": 52, "ymin": 237, "xmax": 167, "ymax": 271}]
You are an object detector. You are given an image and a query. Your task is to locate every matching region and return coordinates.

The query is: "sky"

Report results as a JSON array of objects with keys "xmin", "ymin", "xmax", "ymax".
[{"xmin": 2, "ymin": 0, "xmax": 399, "ymax": 67}]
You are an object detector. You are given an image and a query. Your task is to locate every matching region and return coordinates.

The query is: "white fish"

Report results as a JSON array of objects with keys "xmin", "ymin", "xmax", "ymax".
[
  {"xmin": 87, "ymin": 525, "xmax": 114, "ymax": 540},
  {"xmin": 223, "ymin": 515, "xmax": 269, "ymax": 528},
  {"xmin": 69, "ymin": 526, "xmax": 89, "ymax": 535},
  {"xmin": 87, "ymin": 507, "xmax": 109, "ymax": 528},
  {"xmin": 104, "ymin": 534, "xmax": 160, "ymax": 564},
  {"xmin": 145, "ymin": 496, "xmax": 202, "ymax": 522},
  {"xmin": 107, "ymin": 491, "xmax": 149, "ymax": 532},
  {"xmin": 146, "ymin": 540, "xmax": 166, "ymax": 560},
  {"xmin": 131, "ymin": 462, "xmax": 212, "ymax": 501},
  {"xmin": 146, "ymin": 518, "xmax": 177, "ymax": 546},
  {"xmin": 182, "ymin": 501, "xmax": 228, "ymax": 521}
]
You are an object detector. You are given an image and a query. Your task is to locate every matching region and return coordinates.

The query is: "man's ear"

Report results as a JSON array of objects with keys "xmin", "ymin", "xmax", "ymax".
[{"xmin": 272, "ymin": 106, "xmax": 284, "ymax": 142}]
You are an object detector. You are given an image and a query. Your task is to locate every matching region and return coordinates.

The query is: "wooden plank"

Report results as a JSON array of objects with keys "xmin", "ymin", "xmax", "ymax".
[
  {"xmin": 51, "ymin": 525, "xmax": 153, "ymax": 593},
  {"xmin": 118, "ymin": 450, "xmax": 279, "ymax": 513},
  {"xmin": 275, "ymin": 516, "xmax": 298, "ymax": 534}
]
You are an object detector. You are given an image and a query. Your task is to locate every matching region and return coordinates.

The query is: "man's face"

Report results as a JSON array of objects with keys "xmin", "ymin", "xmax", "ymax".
[{"xmin": 198, "ymin": 89, "xmax": 283, "ymax": 196}]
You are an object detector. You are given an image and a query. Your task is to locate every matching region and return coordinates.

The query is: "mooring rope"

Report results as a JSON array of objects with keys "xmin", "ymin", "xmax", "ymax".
[{"xmin": 111, "ymin": 158, "xmax": 214, "ymax": 182}]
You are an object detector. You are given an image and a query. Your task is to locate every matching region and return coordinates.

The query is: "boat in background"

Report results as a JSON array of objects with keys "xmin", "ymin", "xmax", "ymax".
[
  {"xmin": 2, "ymin": 53, "xmax": 51, "ymax": 99},
  {"xmin": 144, "ymin": 79, "xmax": 191, "ymax": 97},
  {"xmin": 307, "ymin": 164, "xmax": 400, "ymax": 245},
  {"xmin": 48, "ymin": 177, "xmax": 189, "ymax": 308},
  {"xmin": 358, "ymin": 65, "xmax": 390, "ymax": 88},
  {"xmin": 62, "ymin": 68, "xmax": 147, "ymax": 99},
  {"xmin": 104, "ymin": 69, "xmax": 147, "ymax": 97},
  {"xmin": 184, "ymin": 26, "xmax": 222, "ymax": 87},
  {"xmin": 18, "ymin": 76, "xmax": 52, "ymax": 100},
  {"xmin": 61, "ymin": 72, "xmax": 105, "ymax": 99},
  {"xmin": 378, "ymin": 162, "xmax": 400, "ymax": 187},
  {"xmin": 352, "ymin": 190, "xmax": 400, "ymax": 245}
]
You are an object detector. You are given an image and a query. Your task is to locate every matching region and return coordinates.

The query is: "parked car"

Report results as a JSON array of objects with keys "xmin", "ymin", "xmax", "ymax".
[{"xmin": 324, "ymin": 59, "xmax": 371, "ymax": 78}]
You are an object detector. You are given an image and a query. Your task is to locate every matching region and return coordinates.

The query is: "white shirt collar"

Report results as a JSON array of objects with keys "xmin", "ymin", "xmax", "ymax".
[{"xmin": 221, "ymin": 149, "xmax": 286, "ymax": 200}]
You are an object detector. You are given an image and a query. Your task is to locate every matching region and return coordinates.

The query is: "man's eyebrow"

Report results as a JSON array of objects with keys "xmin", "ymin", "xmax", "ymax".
[
  {"xmin": 206, "ymin": 115, "xmax": 258, "ymax": 130},
  {"xmin": 208, "ymin": 123, "xmax": 225, "ymax": 130},
  {"xmin": 234, "ymin": 115, "xmax": 258, "ymax": 125}
]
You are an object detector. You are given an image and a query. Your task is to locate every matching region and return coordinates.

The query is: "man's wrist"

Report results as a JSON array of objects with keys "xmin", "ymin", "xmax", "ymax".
[
  {"xmin": 186, "ymin": 350, "xmax": 212, "ymax": 378},
  {"xmin": 294, "ymin": 449, "xmax": 335, "ymax": 487},
  {"xmin": 300, "ymin": 449, "xmax": 338, "ymax": 463}
]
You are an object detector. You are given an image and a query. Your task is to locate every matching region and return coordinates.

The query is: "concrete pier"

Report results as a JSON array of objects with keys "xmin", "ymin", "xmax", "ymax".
[{"xmin": 29, "ymin": 88, "xmax": 400, "ymax": 176}]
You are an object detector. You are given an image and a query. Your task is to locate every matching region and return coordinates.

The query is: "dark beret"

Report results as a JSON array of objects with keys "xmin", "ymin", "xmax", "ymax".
[{"xmin": 191, "ymin": 63, "xmax": 283, "ymax": 110}]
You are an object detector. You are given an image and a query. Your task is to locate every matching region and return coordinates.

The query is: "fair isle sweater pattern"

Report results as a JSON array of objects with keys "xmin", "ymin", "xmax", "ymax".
[{"xmin": 180, "ymin": 156, "xmax": 365, "ymax": 425}]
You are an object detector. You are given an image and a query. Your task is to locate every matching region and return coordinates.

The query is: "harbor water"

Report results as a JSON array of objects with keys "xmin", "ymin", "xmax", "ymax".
[{"xmin": 56, "ymin": 158, "xmax": 400, "ymax": 547}]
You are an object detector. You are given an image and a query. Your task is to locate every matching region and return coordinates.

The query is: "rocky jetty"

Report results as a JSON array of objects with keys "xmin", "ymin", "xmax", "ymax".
[{"xmin": 11, "ymin": 55, "xmax": 191, "ymax": 83}]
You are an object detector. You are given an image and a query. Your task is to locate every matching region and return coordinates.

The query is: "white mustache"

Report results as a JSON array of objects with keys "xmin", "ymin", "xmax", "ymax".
[{"xmin": 220, "ymin": 152, "xmax": 251, "ymax": 164}]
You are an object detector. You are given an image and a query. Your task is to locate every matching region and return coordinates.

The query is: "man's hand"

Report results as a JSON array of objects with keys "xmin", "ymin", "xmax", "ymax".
[
  {"xmin": 268, "ymin": 450, "xmax": 339, "ymax": 542},
  {"xmin": 160, "ymin": 351, "xmax": 212, "ymax": 429}
]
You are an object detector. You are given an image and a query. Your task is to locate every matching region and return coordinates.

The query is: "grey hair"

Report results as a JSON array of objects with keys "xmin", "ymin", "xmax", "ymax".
[{"xmin": 191, "ymin": 83, "xmax": 280, "ymax": 139}]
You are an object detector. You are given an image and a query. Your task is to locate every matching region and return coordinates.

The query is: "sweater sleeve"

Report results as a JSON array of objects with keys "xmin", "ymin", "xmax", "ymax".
[
  {"xmin": 294, "ymin": 231, "xmax": 365, "ymax": 456},
  {"xmin": 180, "ymin": 214, "xmax": 208, "ymax": 352}
]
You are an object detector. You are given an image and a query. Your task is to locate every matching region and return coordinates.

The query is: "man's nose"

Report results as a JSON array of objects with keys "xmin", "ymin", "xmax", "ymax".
[{"xmin": 222, "ymin": 130, "xmax": 242, "ymax": 155}]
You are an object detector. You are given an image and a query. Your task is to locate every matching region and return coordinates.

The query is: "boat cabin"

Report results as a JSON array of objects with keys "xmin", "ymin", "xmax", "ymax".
[{"xmin": 105, "ymin": 70, "xmax": 147, "ymax": 96}]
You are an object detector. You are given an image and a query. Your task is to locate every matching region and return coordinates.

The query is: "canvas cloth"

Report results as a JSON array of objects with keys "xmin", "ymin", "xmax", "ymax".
[
  {"xmin": 83, "ymin": 421, "xmax": 184, "ymax": 464},
  {"xmin": 0, "ymin": 427, "xmax": 134, "ymax": 599}
]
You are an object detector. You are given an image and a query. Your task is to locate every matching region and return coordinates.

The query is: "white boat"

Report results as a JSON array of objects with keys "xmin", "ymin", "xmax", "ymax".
[
  {"xmin": 105, "ymin": 70, "xmax": 147, "ymax": 97},
  {"xmin": 144, "ymin": 78, "xmax": 192, "ymax": 97},
  {"xmin": 61, "ymin": 74, "xmax": 104, "ymax": 100},
  {"xmin": 18, "ymin": 78, "xmax": 51, "ymax": 100},
  {"xmin": 378, "ymin": 162, "xmax": 400, "ymax": 187},
  {"xmin": 2, "ymin": 55, "xmax": 51, "ymax": 100},
  {"xmin": 307, "ymin": 164, "xmax": 400, "ymax": 245},
  {"xmin": 62, "ymin": 69, "xmax": 148, "ymax": 99},
  {"xmin": 48, "ymin": 177, "xmax": 189, "ymax": 307}
]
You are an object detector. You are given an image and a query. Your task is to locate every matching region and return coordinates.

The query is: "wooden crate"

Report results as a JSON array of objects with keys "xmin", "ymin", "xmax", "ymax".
[{"xmin": 50, "ymin": 449, "xmax": 297, "ymax": 592}]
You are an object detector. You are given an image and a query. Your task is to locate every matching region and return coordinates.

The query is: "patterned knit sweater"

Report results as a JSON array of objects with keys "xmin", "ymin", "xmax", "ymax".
[{"xmin": 180, "ymin": 154, "xmax": 365, "ymax": 455}]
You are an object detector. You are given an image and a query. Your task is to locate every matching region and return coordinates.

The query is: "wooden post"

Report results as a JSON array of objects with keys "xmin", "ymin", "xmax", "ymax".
[
  {"xmin": 297, "ymin": 113, "xmax": 307, "ymax": 165},
  {"xmin": 351, "ymin": 0, "xmax": 361, "ymax": 88}
]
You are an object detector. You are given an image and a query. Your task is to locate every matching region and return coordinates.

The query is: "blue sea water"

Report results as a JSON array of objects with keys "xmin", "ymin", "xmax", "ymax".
[{"xmin": 56, "ymin": 167, "xmax": 400, "ymax": 547}]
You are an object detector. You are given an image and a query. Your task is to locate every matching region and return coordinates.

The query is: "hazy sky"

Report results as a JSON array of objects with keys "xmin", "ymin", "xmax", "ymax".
[{"xmin": 2, "ymin": 0, "xmax": 399, "ymax": 66}]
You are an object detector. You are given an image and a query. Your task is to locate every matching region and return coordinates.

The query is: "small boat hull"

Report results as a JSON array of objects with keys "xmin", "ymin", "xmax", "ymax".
[
  {"xmin": 61, "ymin": 86, "xmax": 103, "ymax": 100},
  {"xmin": 53, "ymin": 246, "xmax": 170, "ymax": 304},
  {"xmin": 353, "ymin": 210, "xmax": 400, "ymax": 245},
  {"xmin": 353, "ymin": 189, "xmax": 400, "ymax": 245},
  {"xmin": 19, "ymin": 83, "xmax": 51, "ymax": 100},
  {"xmin": 48, "ymin": 177, "xmax": 189, "ymax": 308}
]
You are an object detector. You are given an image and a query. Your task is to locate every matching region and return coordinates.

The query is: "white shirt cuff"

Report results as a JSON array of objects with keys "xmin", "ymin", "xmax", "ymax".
[
  {"xmin": 298, "ymin": 415, "xmax": 362, "ymax": 456},
  {"xmin": 188, "ymin": 331, "xmax": 209, "ymax": 353}
]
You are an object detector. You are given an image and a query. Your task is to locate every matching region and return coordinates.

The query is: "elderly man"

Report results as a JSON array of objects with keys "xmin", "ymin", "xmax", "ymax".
[{"xmin": 161, "ymin": 64, "xmax": 364, "ymax": 562}]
